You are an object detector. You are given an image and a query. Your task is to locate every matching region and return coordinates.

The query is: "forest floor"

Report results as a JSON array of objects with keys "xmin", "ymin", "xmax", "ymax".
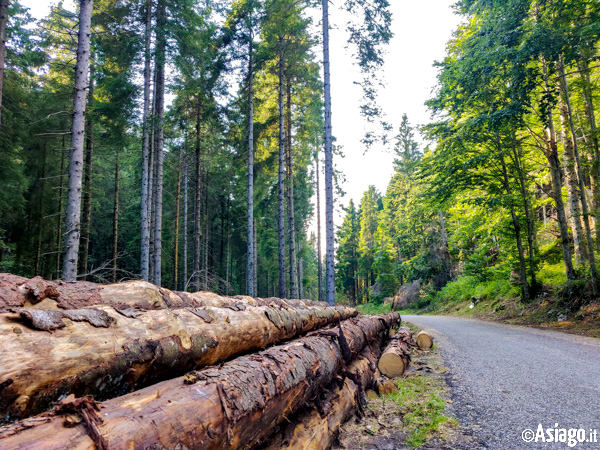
[
  {"xmin": 424, "ymin": 295, "xmax": 600, "ymax": 338},
  {"xmin": 335, "ymin": 324, "xmax": 478, "ymax": 449}
]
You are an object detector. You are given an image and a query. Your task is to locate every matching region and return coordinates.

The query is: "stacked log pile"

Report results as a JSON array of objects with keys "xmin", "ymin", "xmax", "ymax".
[{"xmin": 0, "ymin": 274, "xmax": 403, "ymax": 449}]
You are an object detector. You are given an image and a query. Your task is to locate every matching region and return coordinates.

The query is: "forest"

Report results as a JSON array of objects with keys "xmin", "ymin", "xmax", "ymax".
[
  {"xmin": 336, "ymin": 0, "xmax": 600, "ymax": 311},
  {"xmin": 0, "ymin": 0, "xmax": 390, "ymax": 305},
  {"xmin": 2, "ymin": 0, "xmax": 600, "ymax": 314}
]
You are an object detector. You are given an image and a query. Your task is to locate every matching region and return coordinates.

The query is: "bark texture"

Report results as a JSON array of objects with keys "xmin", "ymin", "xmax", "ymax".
[
  {"xmin": 0, "ymin": 314, "xmax": 399, "ymax": 449},
  {"xmin": 277, "ymin": 43, "xmax": 286, "ymax": 298},
  {"xmin": 0, "ymin": 276, "xmax": 358, "ymax": 422},
  {"xmin": 62, "ymin": 0, "xmax": 93, "ymax": 281},
  {"xmin": 0, "ymin": 0, "xmax": 9, "ymax": 132}
]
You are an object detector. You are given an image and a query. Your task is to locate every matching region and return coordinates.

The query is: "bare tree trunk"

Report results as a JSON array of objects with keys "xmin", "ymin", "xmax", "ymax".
[
  {"xmin": 0, "ymin": 0, "xmax": 9, "ymax": 132},
  {"xmin": 55, "ymin": 137, "xmax": 66, "ymax": 279},
  {"xmin": 148, "ymin": 74, "xmax": 156, "ymax": 282},
  {"xmin": 541, "ymin": 58, "xmax": 576, "ymax": 281},
  {"xmin": 559, "ymin": 92, "xmax": 586, "ymax": 264},
  {"xmin": 298, "ymin": 241, "xmax": 304, "ymax": 299},
  {"xmin": 35, "ymin": 143, "xmax": 47, "ymax": 276},
  {"xmin": 559, "ymin": 61, "xmax": 598, "ymax": 293},
  {"xmin": 140, "ymin": 0, "xmax": 152, "ymax": 281},
  {"xmin": 578, "ymin": 58, "xmax": 600, "ymax": 248},
  {"xmin": 315, "ymin": 149, "xmax": 323, "ymax": 301},
  {"xmin": 203, "ymin": 173, "xmax": 209, "ymax": 291},
  {"xmin": 511, "ymin": 138, "xmax": 538, "ymax": 289},
  {"xmin": 277, "ymin": 43, "xmax": 286, "ymax": 299},
  {"xmin": 183, "ymin": 160, "xmax": 188, "ymax": 290},
  {"xmin": 174, "ymin": 149, "xmax": 182, "ymax": 290},
  {"xmin": 322, "ymin": 0, "xmax": 335, "ymax": 305},
  {"xmin": 80, "ymin": 68, "xmax": 94, "ymax": 279},
  {"xmin": 286, "ymin": 82, "xmax": 298, "ymax": 299},
  {"xmin": 62, "ymin": 0, "xmax": 93, "ymax": 281},
  {"xmin": 194, "ymin": 109, "xmax": 202, "ymax": 291},
  {"xmin": 500, "ymin": 149, "xmax": 529, "ymax": 301},
  {"xmin": 253, "ymin": 218, "xmax": 258, "ymax": 296},
  {"xmin": 247, "ymin": 37, "xmax": 254, "ymax": 296},
  {"xmin": 112, "ymin": 149, "xmax": 120, "ymax": 283},
  {"xmin": 226, "ymin": 197, "xmax": 231, "ymax": 295},
  {"xmin": 152, "ymin": 0, "xmax": 166, "ymax": 286}
]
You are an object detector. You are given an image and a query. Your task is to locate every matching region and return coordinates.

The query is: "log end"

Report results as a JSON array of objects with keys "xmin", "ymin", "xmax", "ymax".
[
  {"xmin": 416, "ymin": 331, "xmax": 433, "ymax": 350},
  {"xmin": 377, "ymin": 353, "xmax": 405, "ymax": 378}
]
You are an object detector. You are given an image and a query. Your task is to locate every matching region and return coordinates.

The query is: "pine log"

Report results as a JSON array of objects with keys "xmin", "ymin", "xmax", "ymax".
[
  {"xmin": 0, "ymin": 313, "xmax": 400, "ymax": 450},
  {"xmin": 416, "ymin": 330, "xmax": 433, "ymax": 349},
  {"xmin": 377, "ymin": 325, "xmax": 413, "ymax": 378},
  {"xmin": 0, "ymin": 300, "xmax": 356, "ymax": 423},
  {"xmin": 0, "ymin": 273, "xmax": 331, "ymax": 312},
  {"xmin": 263, "ymin": 344, "xmax": 381, "ymax": 450}
]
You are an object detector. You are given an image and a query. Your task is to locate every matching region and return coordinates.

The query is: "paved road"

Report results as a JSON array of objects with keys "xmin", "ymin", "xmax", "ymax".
[{"xmin": 402, "ymin": 315, "xmax": 600, "ymax": 449}]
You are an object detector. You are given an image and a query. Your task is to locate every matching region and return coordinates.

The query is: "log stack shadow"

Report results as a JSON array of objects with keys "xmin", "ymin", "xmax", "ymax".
[{"xmin": 0, "ymin": 275, "xmax": 410, "ymax": 449}]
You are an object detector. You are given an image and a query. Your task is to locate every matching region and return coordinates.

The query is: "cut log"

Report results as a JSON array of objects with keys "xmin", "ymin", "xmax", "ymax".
[
  {"xmin": 0, "ymin": 300, "xmax": 357, "ymax": 423},
  {"xmin": 0, "ymin": 313, "xmax": 400, "ymax": 449},
  {"xmin": 0, "ymin": 273, "xmax": 332, "ymax": 312},
  {"xmin": 416, "ymin": 330, "xmax": 433, "ymax": 349},
  {"xmin": 377, "ymin": 325, "xmax": 413, "ymax": 378},
  {"xmin": 262, "ymin": 343, "xmax": 382, "ymax": 450}
]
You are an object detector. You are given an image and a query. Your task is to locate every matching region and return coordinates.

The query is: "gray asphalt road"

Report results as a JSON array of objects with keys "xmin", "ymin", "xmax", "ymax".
[{"xmin": 402, "ymin": 315, "xmax": 600, "ymax": 449}]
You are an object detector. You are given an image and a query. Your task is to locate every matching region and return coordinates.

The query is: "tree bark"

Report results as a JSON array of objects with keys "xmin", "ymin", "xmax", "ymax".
[
  {"xmin": 55, "ymin": 137, "xmax": 66, "ymax": 279},
  {"xmin": 559, "ymin": 61, "xmax": 598, "ymax": 293},
  {"xmin": 541, "ymin": 58, "xmax": 576, "ymax": 281},
  {"xmin": 152, "ymin": 0, "xmax": 166, "ymax": 286},
  {"xmin": 194, "ymin": 108, "xmax": 202, "ymax": 291},
  {"xmin": 500, "ymin": 150, "xmax": 530, "ymax": 301},
  {"xmin": 264, "ymin": 343, "xmax": 383, "ymax": 450},
  {"xmin": 34, "ymin": 143, "xmax": 47, "ymax": 276},
  {"xmin": 278, "ymin": 42, "xmax": 286, "ymax": 298},
  {"xmin": 322, "ymin": 0, "xmax": 335, "ymax": 305},
  {"xmin": 112, "ymin": 150, "xmax": 120, "ymax": 283},
  {"xmin": 0, "ymin": 0, "xmax": 9, "ymax": 132},
  {"xmin": 559, "ymin": 94, "xmax": 586, "ymax": 265},
  {"xmin": 247, "ymin": 36, "xmax": 255, "ymax": 297},
  {"xmin": 140, "ymin": 0, "xmax": 152, "ymax": 282},
  {"xmin": 315, "ymin": 149, "xmax": 323, "ymax": 302},
  {"xmin": 62, "ymin": 0, "xmax": 93, "ymax": 281},
  {"xmin": 174, "ymin": 149, "xmax": 182, "ymax": 290},
  {"xmin": 183, "ymin": 160, "xmax": 188, "ymax": 290},
  {"xmin": 286, "ymin": 81, "xmax": 299, "ymax": 299},
  {"xmin": 0, "ymin": 313, "xmax": 396, "ymax": 447},
  {"xmin": 80, "ymin": 68, "xmax": 94, "ymax": 279},
  {"xmin": 203, "ymin": 172, "xmax": 209, "ymax": 290}
]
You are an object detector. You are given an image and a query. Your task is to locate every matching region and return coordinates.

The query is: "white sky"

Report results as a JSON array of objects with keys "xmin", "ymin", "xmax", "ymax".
[{"xmin": 20, "ymin": 0, "xmax": 461, "ymax": 240}]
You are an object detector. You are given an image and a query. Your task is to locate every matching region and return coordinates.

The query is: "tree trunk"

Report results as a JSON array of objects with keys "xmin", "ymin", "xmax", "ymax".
[
  {"xmin": 62, "ymin": 0, "xmax": 93, "ymax": 281},
  {"xmin": 559, "ymin": 61, "xmax": 598, "ymax": 293},
  {"xmin": 253, "ymin": 218, "xmax": 258, "ymax": 296},
  {"xmin": 55, "ymin": 137, "xmax": 66, "ymax": 279},
  {"xmin": 278, "ymin": 42, "xmax": 286, "ymax": 298},
  {"xmin": 174, "ymin": 150, "xmax": 182, "ymax": 290},
  {"xmin": 203, "ymin": 173, "xmax": 209, "ymax": 290},
  {"xmin": 286, "ymin": 81, "xmax": 299, "ymax": 299},
  {"xmin": 578, "ymin": 58, "xmax": 600, "ymax": 249},
  {"xmin": 35, "ymin": 143, "xmax": 47, "ymax": 276},
  {"xmin": 152, "ymin": 0, "xmax": 166, "ymax": 286},
  {"xmin": 247, "ymin": 37, "xmax": 255, "ymax": 297},
  {"xmin": 194, "ymin": 108, "xmax": 202, "ymax": 291},
  {"xmin": 500, "ymin": 150, "xmax": 530, "ymax": 301},
  {"xmin": 298, "ymin": 242, "xmax": 304, "ymax": 299},
  {"xmin": 80, "ymin": 68, "xmax": 94, "ymax": 279},
  {"xmin": 183, "ymin": 160, "xmax": 188, "ymax": 290},
  {"xmin": 559, "ymin": 93, "xmax": 587, "ymax": 265},
  {"xmin": 510, "ymin": 138, "xmax": 538, "ymax": 290},
  {"xmin": 0, "ymin": 285, "xmax": 359, "ymax": 422},
  {"xmin": 0, "ymin": 0, "xmax": 9, "ymax": 132},
  {"xmin": 322, "ymin": 0, "xmax": 335, "ymax": 305},
  {"xmin": 541, "ymin": 58, "xmax": 576, "ymax": 281},
  {"xmin": 140, "ymin": 0, "xmax": 152, "ymax": 281},
  {"xmin": 112, "ymin": 150, "xmax": 120, "ymax": 283},
  {"xmin": 0, "ymin": 313, "xmax": 396, "ymax": 447},
  {"xmin": 315, "ymin": 149, "xmax": 323, "ymax": 302}
]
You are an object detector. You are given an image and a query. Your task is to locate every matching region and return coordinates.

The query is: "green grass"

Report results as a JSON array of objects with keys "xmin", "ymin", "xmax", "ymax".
[
  {"xmin": 356, "ymin": 301, "xmax": 392, "ymax": 315},
  {"xmin": 537, "ymin": 261, "xmax": 568, "ymax": 287},
  {"xmin": 386, "ymin": 375, "xmax": 458, "ymax": 447}
]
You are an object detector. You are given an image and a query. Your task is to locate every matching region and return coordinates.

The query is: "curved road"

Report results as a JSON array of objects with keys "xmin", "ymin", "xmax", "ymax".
[{"xmin": 402, "ymin": 315, "xmax": 600, "ymax": 449}]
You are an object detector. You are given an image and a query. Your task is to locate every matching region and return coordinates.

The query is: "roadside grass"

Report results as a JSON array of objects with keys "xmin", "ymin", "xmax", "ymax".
[
  {"xmin": 356, "ymin": 301, "xmax": 392, "ymax": 315},
  {"xmin": 386, "ymin": 373, "xmax": 458, "ymax": 447}
]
